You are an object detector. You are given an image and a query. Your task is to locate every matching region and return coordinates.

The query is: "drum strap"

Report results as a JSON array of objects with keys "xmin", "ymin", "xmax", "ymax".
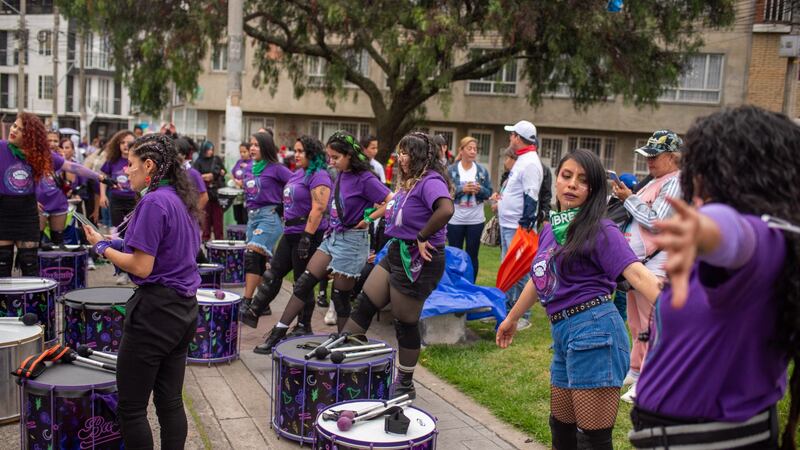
[{"xmin": 13, "ymin": 344, "xmax": 70, "ymax": 379}]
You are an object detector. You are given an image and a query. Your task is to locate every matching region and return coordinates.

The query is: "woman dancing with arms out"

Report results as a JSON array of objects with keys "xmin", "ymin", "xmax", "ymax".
[
  {"xmin": 240, "ymin": 135, "xmax": 332, "ymax": 336},
  {"xmin": 83, "ymin": 134, "xmax": 202, "ymax": 450},
  {"xmin": 496, "ymin": 149, "xmax": 661, "ymax": 450},
  {"xmin": 254, "ymin": 131, "xmax": 390, "ymax": 354},
  {"xmin": 341, "ymin": 132, "xmax": 454, "ymax": 399},
  {"xmin": 629, "ymin": 106, "xmax": 800, "ymax": 449}
]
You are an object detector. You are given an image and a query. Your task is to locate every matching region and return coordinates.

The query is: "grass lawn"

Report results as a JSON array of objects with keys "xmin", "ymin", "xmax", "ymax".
[{"xmin": 420, "ymin": 242, "xmax": 798, "ymax": 448}]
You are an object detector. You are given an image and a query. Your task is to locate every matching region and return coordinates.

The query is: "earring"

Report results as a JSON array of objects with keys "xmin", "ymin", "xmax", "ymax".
[{"xmin": 145, "ymin": 176, "xmax": 151, "ymax": 184}]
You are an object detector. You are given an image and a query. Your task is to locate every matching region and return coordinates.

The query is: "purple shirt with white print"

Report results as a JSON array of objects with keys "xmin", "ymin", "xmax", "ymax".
[
  {"xmin": 636, "ymin": 204, "xmax": 788, "ymax": 422},
  {"xmin": 283, "ymin": 169, "xmax": 332, "ymax": 235},
  {"xmin": 384, "ymin": 171, "xmax": 451, "ymax": 247},
  {"xmin": 101, "ymin": 158, "xmax": 136, "ymax": 198},
  {"xmin": 330, "ymin": 170, "xmax": 390, "ymax": 232},
  {"xmin": 35, "ymin": 153, "xmax": 69, "ymax": 214},
  {"xmin": 232, "ymin": 159, "xmax": 253, "ymax": 182},
  {"xmin": 244, "ymin": 163, "xmax": 293, "ymax": 210},
  {"xmin": 0, "ymin": 142, "xmax": 64, "ymax": 196}
]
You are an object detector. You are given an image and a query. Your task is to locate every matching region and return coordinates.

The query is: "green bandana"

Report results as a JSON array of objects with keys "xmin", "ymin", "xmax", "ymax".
[
  {"xmin": 8, "ymin": 143, "xmax": 25, "ymax": 161},
  {"xmin": 139, "ymin": 179, "xmax": 172, "ymax": 196},
  {"xmin": 392, "ymin": 238, "xmax": 418, "ymax": 282},
  {"xmin": 363, "ymin": 207, "xmax": 377, "ymax": 224},
  {"xmin": 549, "ymin": 207, "xmax": 581, "ymax": 245},
  {"xmin": 252, "ymin": 160, "xmax": 267, "ymax": 176}
]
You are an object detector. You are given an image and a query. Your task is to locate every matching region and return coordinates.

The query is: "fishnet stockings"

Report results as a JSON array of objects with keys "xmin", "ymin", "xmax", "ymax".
[{"xmin": 551, "ymin": 386, "xmax": 620, "ymax": 430}]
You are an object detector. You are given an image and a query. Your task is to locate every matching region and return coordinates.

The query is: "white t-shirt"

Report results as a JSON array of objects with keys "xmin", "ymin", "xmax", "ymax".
[
  {"xmin": 370, "ymin": 159, "xmax": 386, "ymax": 183},
  {"xmin": 497, "ymin": 151, "xmax": 543, "ymax": 229},
  {"xmin": 450, "ymin": 162, "xmax": 485, "ymax": 225}
]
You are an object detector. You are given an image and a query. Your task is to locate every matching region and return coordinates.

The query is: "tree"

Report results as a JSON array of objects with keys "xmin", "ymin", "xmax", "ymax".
[{"xmin": 58, "ymin": 0, "xmax": 735, "ymax": 160}]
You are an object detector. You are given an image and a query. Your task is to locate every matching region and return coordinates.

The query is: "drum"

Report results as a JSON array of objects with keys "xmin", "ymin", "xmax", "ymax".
[
  {"xmin": 20, "ymin": 363, "xmax": 122, "ymax": 449},
  {"xmin": 188, "ymin": 289, "xmax": 242, "ymax": 364},
  {"xmin": 205, "ymin": 240, "xmax": 246, "ymax": 285},
  {"xmin": 38, "ymin": 245, "xmax": 89, "ymax": 297},
  {"xmin": 0, "ymin": 278, "xmax": 58, "ymax": 344},
  {"xmin": 0, "ymin": 324, "xmax": 43, "ymax": 423},
  {"xmin": 198, "ymin": 263, "xmax": 224, "ymax": 289},
  {"xmin": 60, "ymin": 287, "xmax": 134, "ymax": 353},
  {"xmin": 217, "ymin": 187, "xmax": 243, "ymax": 212},
  {"xmin": 226, "ymin": 224, "xmax": 247, "ymax": 241},
  {"xmin": 314, "ymin": 400, "xmax": 438, "ymax": 449},
  {"xmin": 271, "ymin": 335, "xmax": 394, "ymax": 444}
]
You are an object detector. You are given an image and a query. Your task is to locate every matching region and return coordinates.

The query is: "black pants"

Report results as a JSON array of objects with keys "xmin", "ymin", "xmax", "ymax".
[
  {"xmin": 272, "ymin": 230, "xmax": 324, "ymax": 320},
  {"xmin": 446, "ymin": 222, "xmax": 485, "ymax": 282},
  {"xmin": 110, "ymin": 194, "xmax": 137, "ymax": 228},
  {"xmin": 117, "ymin": 284, "xmax": 198, "ymax": 450},
  {"xmin": 233, "ymin": 204, "xmax": 247, "ymax": 225}
]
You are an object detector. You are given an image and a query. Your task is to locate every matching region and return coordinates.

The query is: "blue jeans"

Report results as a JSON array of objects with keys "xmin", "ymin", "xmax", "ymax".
[
  {"xmin": 446, "ymin": 222, "xmax": 485, "ymax": 282},
  {"xmin": 245, "ymin": 205, "xmax": 283, "ymax": 256},
  {"xmin": 500, "ymin": 226, "xmax": 530, "ymax": 320},
  {"xmin": 317, "ymin": 229, "xmax": 370, "ymax": 278}
]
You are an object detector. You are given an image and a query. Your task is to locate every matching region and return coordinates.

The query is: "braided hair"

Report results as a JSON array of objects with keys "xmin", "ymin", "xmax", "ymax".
[
  {"xmin": 326, "ymin": 131, "xmax": 373, "ymax": 174},
  {"xmin": 130, "ymin": 134, "xmax": 202, "ymax": 222},
  {"xmin": 296, "ymin": 135, "xmax": 327, "ymax": 178},
  {"xmin": 396, "ymin": 132, "xmax": 450, "ymax": 192}
]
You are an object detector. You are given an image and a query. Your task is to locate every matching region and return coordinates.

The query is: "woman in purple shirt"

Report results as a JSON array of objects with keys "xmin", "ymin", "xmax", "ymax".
[
  {"xmin": 628, "ymin": 106, "xmax": 800, "ymax": 449},
  {"xmin": 342, "ymin": 132, "xmax": 454, "ymax": 399},
  {"xmin": 84, "ymin": 134, "xmax": 202, "ymax": 450},
  {"xmin": 99, "ymin": 130, "xmax": 136, "ymax": 228},
  {"xmin": 496, "ymin": 149, "xmax": 660, "ymax": 450},
  {"xmin": 255, "ymin": 131, "xmax": 390, "ymax": 354},
  {"xmin": 241, "ymin": 135, "xmax": 331, "ymax": 336}
]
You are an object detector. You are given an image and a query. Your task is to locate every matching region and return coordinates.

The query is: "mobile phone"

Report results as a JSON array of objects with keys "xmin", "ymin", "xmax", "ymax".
[
  {"xmin": 607, "ymin": 170, "xmax": 620, "ymax": 183},
  {"xmin": 73, "ymin": 211, "xmax": 100, "ymax": 234}
]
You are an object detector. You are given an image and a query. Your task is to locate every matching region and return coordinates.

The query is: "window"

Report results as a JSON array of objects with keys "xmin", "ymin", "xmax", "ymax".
[
  {"xmin": 37, "ymin": 75, "xmax": 53, "ymax": 100},
  {"xmin": 13, "ymin": 29, "xmax": 28, "ymax": 65},
  {"xmin": 540, "ymin": 137, "xmax": 564, "ymax": 171},
  {"xmin": 432, "ymin": 128, "xmax": 456, "ymax": 152},
  {"xmin": 2, "ymin": 74, "xmax": 27, "ymax": 108},
  {"xmin": 632, "ymin": 139, "xmax": 650, "ymax": 179},
  {"xmin": 567, "ymin": 135, "xmax": 617, "ymax": 170},
  {"xmin": 469, "ymin": 130, "xmax": 493, "ymax": 164},
  {"xmin": 310, "ymin": 120, "xmax": 371, "ymax": 143},
  {"xmin": 244, "ymin": 116, "xmax": 276, "ymax": 138},
  {"xmin": 765, "ymin": 0, "xmax": 792, "ymax": 22},
  {"xmin": 467, "ymin": 50, "xmax": 517, "ymax": 95},
  {"xmin": 95, "ymin": 78, "xmax": 111, "ymax": 113},
  {"xmin": 212, "ymin": 43, "xmax": 227, "ymax": 72},
  {"xmin": 38, "ymin": 30, "xmax": 51, "ymax": 56},
  {"xmin": 173, "ymin": 108, "xmax": 209, "ymax": 140},
  {"xmin": 307, "ymin": 50, "xmax": 370, "ymax": 88},
  {"xmin": 659, "ymin": 54, "xmax": 723, "ymax": 104}
]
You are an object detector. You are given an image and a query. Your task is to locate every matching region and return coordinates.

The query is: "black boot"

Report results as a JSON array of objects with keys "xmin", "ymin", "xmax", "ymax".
[
  {"xmin": 287, "ymin": 322, "xmax": 313, "ymax": 337},
  {"xmin": 50, "ymin": 230, "xmax": 68, "ymax": 251},
  {"xmin": 389, "ymin": 368, "xmax": 417, "ymax": 400},
  {"xmin": 316, "ymin": 291, "xmax": 329, "ymax": 307},
  {"xmin": 253, "ymin": 326, "xmax": 288, "ymax": 355},
  {"xmin": 241, "ymin": 271, "xmax": 280, "ymax": 327}
]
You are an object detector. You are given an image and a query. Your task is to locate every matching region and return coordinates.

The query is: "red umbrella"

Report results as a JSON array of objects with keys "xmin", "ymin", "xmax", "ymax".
[{"xmin": 496, "ymin": 227, "xmax": 539, "ymax": 292}]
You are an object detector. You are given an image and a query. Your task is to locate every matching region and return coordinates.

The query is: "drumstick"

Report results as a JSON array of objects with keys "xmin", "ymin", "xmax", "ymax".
[
  {"xmin": 305, "ymin": 333, "xmax": 339, "ymax": 360},
  {"xmin": 0, "ymin": 278, "xmax": 52, "ymax": 284},
  {"xmin": 330, "ymin": 347, "xmax": 393, "ymax": 364},
  {"xmin": 0, "ymin": 313, "xmax": 38, "ymax": 325},
  {"xmin": 77, "ymin": 345, "xmax": 118, "ymax": 362},
  {"xmin": 196, "ymin": 290, "xmax": 226, "ymax": 300},
  {"xmin": 337, "ymin": 400, "xmax": 413, "ymax": 431},
  {"xmin": 322, "ymin": 394, "xmax": 411, "ymax": 421},
  {"xmin": 62, "ymin": 351, "xmax": 117, "ymax": 373},
  {"xmin": 313, "ymin": 342, "xmax": 386, "ymax": 359}
]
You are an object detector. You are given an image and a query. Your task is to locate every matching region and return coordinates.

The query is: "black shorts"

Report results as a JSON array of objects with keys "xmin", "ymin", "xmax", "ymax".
[
  {"xmin": 0, "ymin": 194, "xmax": 40, "ymax": 242},
  {"xmin": 379, "ymin": 240, "xmax": 445, "ymax": 300}
]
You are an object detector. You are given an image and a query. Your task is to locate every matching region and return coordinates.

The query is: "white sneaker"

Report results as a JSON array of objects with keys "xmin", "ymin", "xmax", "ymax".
[
  {"xmin": 516, "ymin": 318, "xmax": 531, "ymax": 331},
  {"xmin": 620, "ymin": 382, "xmax": 636, "ymax": 404},
  {"xmin": 87, "ymin": 257, "xmax": 96, "ymax": 271},
  {"xmin": 623, "ymin": 370, "xmax": 640, "ymax": 387},
  {"xmin": 324, "ymin": 304, "xmax": 337, "ymax": 326},
  {"xmin": 115, "ymin": 273, "xmax": 129, "ymax": 285}
]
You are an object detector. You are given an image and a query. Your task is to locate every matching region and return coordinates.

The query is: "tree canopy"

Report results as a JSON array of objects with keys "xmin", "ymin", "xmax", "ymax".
[{"xmin": 58, "ymin": 0, "xmax": 735, "ymax": 158}]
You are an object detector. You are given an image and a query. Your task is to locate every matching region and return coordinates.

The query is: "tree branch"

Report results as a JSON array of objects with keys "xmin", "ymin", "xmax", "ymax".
[{"xmin": 449, "ymin": 45, "xmax": 521, "ymax": 81}]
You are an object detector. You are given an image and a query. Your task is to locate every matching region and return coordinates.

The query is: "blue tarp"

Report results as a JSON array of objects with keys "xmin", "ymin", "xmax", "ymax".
[{"xmin": 374, "ymin": 245, "xmax": 507, "ymax": 324}]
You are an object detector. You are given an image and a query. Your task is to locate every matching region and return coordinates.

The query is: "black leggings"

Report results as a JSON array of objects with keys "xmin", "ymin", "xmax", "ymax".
[
  {"xmin": 271, "ymin": 231, "xmax": 324, "ymax": 323},
  {"xmin": 116, "ymin": 284, "xmax": 197, "ymax": 450}
]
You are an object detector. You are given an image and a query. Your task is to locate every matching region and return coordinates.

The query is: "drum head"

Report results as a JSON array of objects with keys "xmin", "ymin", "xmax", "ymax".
[
  {"xmin": 0, "ymin": 323, "xmax": 43, "ymax": 345},
  {"xmin": 198, "ymin": 263, "xmax": 224, "ymax": 273},
  {"xmin": 206, "ymin": 240, "xmax": 245, "ymax": 249},
  {"xmin": 196, "ymin": 289, "xmax": 241, "ymax": 305},
  {"xmin": 27, "ymin": 363, "xmax": 115, "ymax": 389},
  {"xmin": 274, "ymin": 335, "xmax": 392, "ymax": 366},
  {"xmin": 62, "ymin": 287, "xmax": 135, "ymax": 306},
  {"xmin": 39, "ymin": 245, "xmax": 88, "ymax": 256},
  {"xmin": 316, "ymin": 401, "xmax": 436, "ymax": 445},
  {"xmin": 0, "ymin": 277, "xmax": 57, "ymax": 293}
]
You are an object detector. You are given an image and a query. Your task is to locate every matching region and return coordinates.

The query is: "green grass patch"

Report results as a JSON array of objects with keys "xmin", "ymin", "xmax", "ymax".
[{"xmin": 183, "ymin": 388, "xmax": 213, "ymax": 450}]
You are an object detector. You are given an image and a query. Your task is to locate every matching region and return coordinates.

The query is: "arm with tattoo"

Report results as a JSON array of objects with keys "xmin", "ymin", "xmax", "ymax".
[{"xmin": 305, "ymin": 185, "xmax": 331, "ymax": 235}]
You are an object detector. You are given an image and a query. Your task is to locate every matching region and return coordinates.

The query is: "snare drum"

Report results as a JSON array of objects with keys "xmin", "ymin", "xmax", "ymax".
[
  {"xmin": 0, "ymin": 278, "xmax": 58, "ymax": 344},
  {"xmin": 0, "ymin": 324, "xmax": 43, "ymax": 423},
  {"xmin": 20, "ymin": 363, "xmax": 122, "ymax": 449},
  {"xmin": 272, "ymin": 335, "xmax": 394, "ymax": 444},
  {"xmin": 226, "ymin": 224, "xmax": 247, "ymax": 241},
  {"xmin": 314, "ymin": 400, "xmax": 437, "ymax": 449},
  {"xmin": 188, "ymin": 289, "xmax": 242, "ymax": 364},
  {"xmin": 205, "ymin": 240, "xmax": 246, "ymax": 285},
  {"xmin": 60, "ymin": 287, "xmax": 134, "ymax": 353},
  {"xmin": 198, "ymin": 263, "xmax": 224, "ymax": 289},
  {"xmin": 38, "ymin": 245, "xmax": 89, "ymax": 297},
  {"xmin": 218, "ymin": 187, "xmax": 243, "ymax": 212}
]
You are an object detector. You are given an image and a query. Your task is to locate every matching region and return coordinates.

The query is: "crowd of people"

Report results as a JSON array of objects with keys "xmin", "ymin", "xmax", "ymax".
[{"xmin": 1, "ymin": 104, "xmax": 799, "ymax": 449}]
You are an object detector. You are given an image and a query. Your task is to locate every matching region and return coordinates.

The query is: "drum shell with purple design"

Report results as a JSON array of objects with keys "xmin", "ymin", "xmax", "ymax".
[
  {"xmin": 205, "ymin": 240, "xmax": 246, "ymax": 285},
  {"xmin": 38, "ymin": 245, "xmax": 88, "ymax": 297},
  {"xmin": 0, "ymin": 324, "xmax": 43, "ymax": 424},
  {"xmin": 271, "ymin": 335, "xmax": 394, "ymax": 444},
  {"xmin": 60, "ymin": 287, "xmax": 134, "ymax": 353},
  {"xmin": 0, "ymin": 278, "xmax": 58, "ymax": 344},
  {"xmin": 198, "ymin": 263, "xmax": 224, "ymax": 289},
  {"xmin": 20, "ymin": 363, "xmax": 122, "ymax": 449},
  {"xmin": 188, "ymin": 289, "xmax": 241, "ymax": 364},
  {"xmin": 314, "ymin": 400, "xmax": 437, "ymax": 450},
  {"xmin": 226, "ymin": 224, "xmax": 247, "ymax": 241}
]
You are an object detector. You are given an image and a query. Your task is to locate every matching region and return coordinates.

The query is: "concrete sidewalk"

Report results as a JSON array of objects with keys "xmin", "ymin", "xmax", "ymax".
[{"xmin": 1, "ymin": 262, "xmax": 545, "ymax": 449}]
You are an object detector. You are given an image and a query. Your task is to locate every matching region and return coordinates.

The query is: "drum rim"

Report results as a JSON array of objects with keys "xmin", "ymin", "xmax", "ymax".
[
  {"xmin": 22, "ymin": 374, "xmax": 117, "ymax": 392},
  {"xmin": 196, "ymin": 289, "xmax": 242, "ymax": 305},
  {"xmin": 0, "ymin": 326, "xmax": 44, "ymax": 347},
  {"xmin": 205, "ymin": 240, "xmax": 246, "ymax": 248},
  {"xmin": 218, "ymin": 187, "xmax": 244, "ymax": 194},
  {"xmin": 314, "ymin": 400, "xmax": 438, "ymax": 447},
  {"xmin": 273, "ymin": 335, "xmax": 395, "ymax": 368},
  {"xmin": 198, "ymin": 263, "xmax": 225, "ymax": 270},
  {"xmin": 59, "ymin": 287, "xmax": 135, "ymax": 306},
  {"xmin": 38, "ymin": 246, "xmax": 89, "ymax": 256},
  {"xmin": 0, "ymin": 277, "xmax": 58, "ymax": 293}
]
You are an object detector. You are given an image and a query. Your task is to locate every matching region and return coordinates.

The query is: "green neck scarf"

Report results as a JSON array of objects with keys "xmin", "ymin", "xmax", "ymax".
[
  {"xmin": 252, "ymin": 160, "xmax": 267, "ymax": 176},
  {"xmin": 140, "ymin": 179, "xmax": 172, "ymax": 196},
  {"xmin": 549, "ymin": 207, "xmax": 581, "ymax": 245},
  {"xmin": 8, "ymin": 143, "xmax": 25, "ymax": 161}
]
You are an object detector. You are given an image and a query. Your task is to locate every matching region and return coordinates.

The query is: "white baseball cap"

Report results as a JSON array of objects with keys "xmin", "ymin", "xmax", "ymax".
[{"xmin": 504, "ymin": 120, "xmax": 537, "ymax": 142}]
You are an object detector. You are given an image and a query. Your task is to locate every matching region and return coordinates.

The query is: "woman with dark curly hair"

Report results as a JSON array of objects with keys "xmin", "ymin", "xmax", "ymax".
[
  {"xmin": 629, "ymin": 106, "xmax": 800, "ymax": 449},
  {"xmin": 83, "ymin": 134, "xmax": 202, "ymax": 450},
  {"xmin": 99, "ymin": 130, "xmax": 136, "ymax": 228},
  {"xmin": 0, "ymin": 113, "xmax": 98, "ymax": 276},
  {"xmin": 240, "ymin": 135, "xmax": 332, "ymax": 335},
  {"xmin": 254, "ymin": 131, "xmax": 390, "ymax": 354}
]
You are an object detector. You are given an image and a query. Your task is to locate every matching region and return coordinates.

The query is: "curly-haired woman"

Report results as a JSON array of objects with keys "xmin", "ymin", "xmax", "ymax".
[{"xmin": 99, "ymin": 130, "xmax": 137, "ymax": 229}]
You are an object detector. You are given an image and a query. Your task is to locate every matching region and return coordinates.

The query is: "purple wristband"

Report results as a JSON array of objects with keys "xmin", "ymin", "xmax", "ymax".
[{"xmin": 93, "ymin": 239, "xmax": 125, "ymax": 257}]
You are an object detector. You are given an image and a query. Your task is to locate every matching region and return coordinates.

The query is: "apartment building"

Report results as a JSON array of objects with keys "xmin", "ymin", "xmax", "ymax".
[{"xmin": 0, "ymin": 0, "xmax": 133, "ymax": 140}]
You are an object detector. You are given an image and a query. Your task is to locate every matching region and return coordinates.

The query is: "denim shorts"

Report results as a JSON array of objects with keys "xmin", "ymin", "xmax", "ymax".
[
  {"xmin": 317, "ymin": 228, "xmax": 370, "ymax": 278},
  {"xmin": 550, "ymin": 301, "xmax": 630, "ymax": 389},
  {"xmin": 246, "ymin": 205, "xmax": 283, "ymax": 256}
]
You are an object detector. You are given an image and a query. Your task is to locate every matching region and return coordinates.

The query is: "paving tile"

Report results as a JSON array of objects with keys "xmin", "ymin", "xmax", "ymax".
[
  {"xmin": 219, "ymin": 360, "xmax": 270, "ymax": 417},
  {"xmin": 198, "ymin": 376, "xmax": 248, "ymax": 420},
  {"xmin": 220, "ymin": 418, "xmax": 270, "ymax": 449}
]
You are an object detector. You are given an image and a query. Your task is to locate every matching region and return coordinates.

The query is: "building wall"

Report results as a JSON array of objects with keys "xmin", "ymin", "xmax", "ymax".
[{"xmin": 747, "ymin": 33, "xmax": 790, "ymax": 112}]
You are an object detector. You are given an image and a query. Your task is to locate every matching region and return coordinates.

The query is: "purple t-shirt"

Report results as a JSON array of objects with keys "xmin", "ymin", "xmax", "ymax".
[
  {"xmin": 186, "ymin": 167, "xmax": 207, "ymax": 194},
  {"xmin": 530, "ymin": 219, "xmax": 638, "ymax": 315},
  {"xmin": 35, "ymin": 153, "xmax": 69, "ymax": 214},
  {"xmin": 244, "ymin": 163, "xmax": 293, "ymax": 210},
  {"xmin": 283, "ymin": 169, "xmax": 332, "ymax": 235},
  {"xmin": 384, "ymin": 172, "xmax": 451, "ymax": 247},
  {"xmin": 232, "ymin": 159, "xmax": 252, "ymax": 181},
  {"xmin": 101, "ymin": 158, "xmax": 135, "ymax": 198},
  {"xmin": 636, "ymin": 205, "xmax": 788, "ymax": 422},
  {"xmin": 124, "ymin": 186, "xmax": 201, "ymax": 296},
  {"xmin": 0, "ymin": 142, "xmax": 64, "ymax": 196},
  {"xmin": 330, "ymin": 170, "xmax": 390, "ymax": 232}
]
